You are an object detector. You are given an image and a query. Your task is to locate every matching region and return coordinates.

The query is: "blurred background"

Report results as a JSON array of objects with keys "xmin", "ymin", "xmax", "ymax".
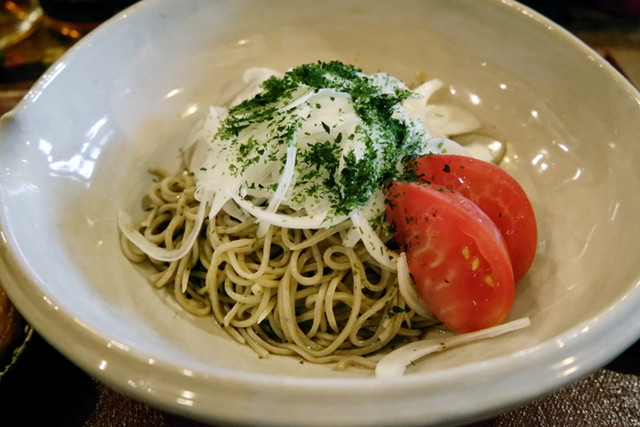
[{"xmin": 0, "ymin": 0, "xmax": 141, "ymax": 112}]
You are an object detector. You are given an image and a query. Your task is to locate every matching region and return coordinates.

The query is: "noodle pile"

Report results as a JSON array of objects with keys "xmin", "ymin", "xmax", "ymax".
[
  {"xmin": 121, "ymin": 167, "xmax": 437, "ymax": 368},
  {"xmin": 119, "ymin": 61, "xmax": 510, "ymax": 370}
]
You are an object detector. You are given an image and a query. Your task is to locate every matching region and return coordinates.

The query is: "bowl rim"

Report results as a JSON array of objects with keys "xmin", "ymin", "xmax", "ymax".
[
  {"xmin": 3, "ymin": 235, "xmax": 640, "ymax": 424},
  {"xmin": 2, "ymin": 0, "xmax": 640, "ymax": 425}
]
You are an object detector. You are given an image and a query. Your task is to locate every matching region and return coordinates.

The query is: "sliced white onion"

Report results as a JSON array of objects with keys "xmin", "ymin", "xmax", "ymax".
[
  {"xmin": 421, "ymin": 137, "xmax": 470, "ymax": 157},
  {"xmin": 350, "ymin": 210, "xmax": 398, "ymax": 271},
  {"xmin": 189, "ymin": 106, "xmax": 227, "ymax": 172},
  {"xmin": 206, "ymin": 191, "xmax": 232, "ymax": 220},
  {"xmin": 118, "ymin": 200, "xmax": 207, "ymax": 263},
  {"xmin": 404, "ymin": 78, "xmax": 482, "ymax": 140},
  {"xmin": 229, "ymin": 191, "xmax": 347, "ymax": 230},
  {"xmin": 342, "ymin": 226, "xmax": 361, "ymax": 248},
  {"xmin": 221, "ymin": 199, "xmax": 250, "ymax": 222},
  {"xmin": 397, "ymin": 253, "xmax": 435, "ymax": 320},
  {"xmin": 453, "ymin": 133, "xmax": 507, "ymax": 164},
  {"xmin": 229, "ymin": 67, "xmax": 282, "ymax": 106},
  {"xmin": 257, "ymin": 133, "xmax": 298, "ymax": 237},
  {"xmin": 375, "ymin": 318, "xmax": 531, "ymax": 378},
  {"xmin": 343, "ymin": 191, "xmax": 386, "ymax": 248},
  {"xmin": 423, "ymin": 104, "xmax": 482, "ymax": 137},
  {"xmin": 410, "ymin": 79, "xmax": 444, "ymax": 104}
]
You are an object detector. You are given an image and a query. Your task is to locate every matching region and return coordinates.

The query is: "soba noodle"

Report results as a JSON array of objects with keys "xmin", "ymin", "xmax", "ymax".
[{"xmin": 121, "ymin": 166, "xmax": 439, "ymax": 369}]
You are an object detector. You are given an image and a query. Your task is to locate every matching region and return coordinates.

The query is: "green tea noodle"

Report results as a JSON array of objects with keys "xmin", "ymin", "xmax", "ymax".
[{"xmin": 121, "ymin": 167, "xmax": 437, "ymax": 369}]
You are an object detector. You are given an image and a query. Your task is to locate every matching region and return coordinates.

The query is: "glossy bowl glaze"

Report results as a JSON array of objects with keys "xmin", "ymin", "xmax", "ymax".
[{"xmin": 1, "ymin": 0, "xmax": 640, "ymax": 425}]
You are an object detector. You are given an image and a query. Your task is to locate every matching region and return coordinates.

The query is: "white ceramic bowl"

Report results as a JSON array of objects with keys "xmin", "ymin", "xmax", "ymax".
[{"xmin": 2, "ymin": 0, "xmax": 640, "ymax": 425}]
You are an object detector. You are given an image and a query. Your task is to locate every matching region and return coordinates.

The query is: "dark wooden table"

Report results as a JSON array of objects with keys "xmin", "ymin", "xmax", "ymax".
[{"xmin": 1, "ymin": 2, "xmax": 639, "ymax": 425}]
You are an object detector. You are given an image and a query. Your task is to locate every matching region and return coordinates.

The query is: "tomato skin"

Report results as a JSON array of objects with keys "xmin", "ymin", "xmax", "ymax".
[
  {"xmin": 386, "ymin": 181, "xmax": 515, "ymax": 333},
  {"xmin": 409, "ymin": 154, "xmax": 537, "ymax": 282}
]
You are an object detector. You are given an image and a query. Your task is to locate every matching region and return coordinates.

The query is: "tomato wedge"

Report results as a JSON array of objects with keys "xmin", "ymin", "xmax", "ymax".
[
  {"xmin": 386, "ymin": 181, "xmax": 514, "ymax": 333},
  {"xmin": 408, "ymin": 154, "xmax": 537, "ymax": 282}
]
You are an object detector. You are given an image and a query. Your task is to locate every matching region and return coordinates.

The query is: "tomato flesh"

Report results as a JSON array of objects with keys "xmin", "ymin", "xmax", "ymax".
[
  {"xmin": 408, "ymin": 154, "xmax": 537, "ymax": 282},
  {"xmin": 386, "ymin": 181, "xmax": 515, "ymax": 333}
]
